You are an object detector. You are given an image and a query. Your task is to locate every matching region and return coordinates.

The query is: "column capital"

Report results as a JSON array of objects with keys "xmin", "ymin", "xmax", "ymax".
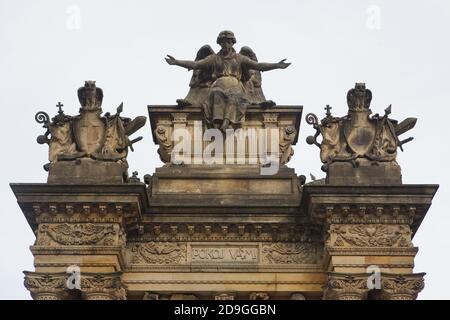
[
  {"xmin": 80, "ymin": 272, "xmax": 127, "ymax": 300},
  {"xmin": 323, "ymin": 272, "xmax": 368, "ymax": 300},
  {"xmin": 23, "ymin": 271, "xmax": 67, "ymax": 300},
  {"xmin": 381, "ymin": 273, "xmax": 425, "ymax": 300}
]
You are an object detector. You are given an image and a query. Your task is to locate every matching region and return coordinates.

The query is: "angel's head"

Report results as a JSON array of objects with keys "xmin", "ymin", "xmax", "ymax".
[{"xmin": 217, "ymin": 30, "xmax": 236, "ymax": 53}]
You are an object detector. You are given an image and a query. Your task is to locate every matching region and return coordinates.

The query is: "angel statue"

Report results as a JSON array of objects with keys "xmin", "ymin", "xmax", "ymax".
[{"xmin": 166, "ymin": 30, "xmax": 291, "ymax": 130}]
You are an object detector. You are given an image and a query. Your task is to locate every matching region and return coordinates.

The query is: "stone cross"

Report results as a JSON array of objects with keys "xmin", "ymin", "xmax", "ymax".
[{"xmin": 56, "ymin": 102, "xmax": 64, "ymax": 114}]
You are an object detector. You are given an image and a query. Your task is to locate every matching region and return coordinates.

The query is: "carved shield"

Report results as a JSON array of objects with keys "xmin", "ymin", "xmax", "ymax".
[
  {"xmin": 73, "ymin": 112, "xmax": 106, "ymax": 155},
  {"xmin": 343, "ymin": 113, "xmax": 376, "ymax": 157}
]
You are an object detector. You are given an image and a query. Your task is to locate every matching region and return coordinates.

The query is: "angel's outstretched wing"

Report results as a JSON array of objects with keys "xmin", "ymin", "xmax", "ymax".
[
  {"xmin": 189, "ymin": 44, "xmax": 215, "ymax": 88},
  {"xmin": 177, "ymin": 45, "xmax": 215, "ymax": 107},
  {"xmin": 239, "ymin": 46, "xmax": 258, "ymax": 83},
  {"xmin": 239, "ymin": 46, "xmax": 274, "ymax": 106}
]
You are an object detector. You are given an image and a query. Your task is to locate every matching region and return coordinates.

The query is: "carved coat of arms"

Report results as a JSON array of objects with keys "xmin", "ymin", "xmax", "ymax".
[
  {"xmin": 35, "ymin": 81, "xmax": 147, "ymax": 173},
  {"xmin": 306, "ymin": 83, "xmax": 416, "ymax": 172}
]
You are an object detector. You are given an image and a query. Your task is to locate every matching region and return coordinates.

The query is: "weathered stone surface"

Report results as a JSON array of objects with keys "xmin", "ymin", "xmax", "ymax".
[
  {"xmin": 326, "ymin": 160, "xmax": 402, "ymax": 185},
  {"xmin": 148, "ymin": 105, "xmax": 302, "ymax": 165},
  {"xmin": 47, "ymin": 159, "xmax": 127, "ymax": 184}
]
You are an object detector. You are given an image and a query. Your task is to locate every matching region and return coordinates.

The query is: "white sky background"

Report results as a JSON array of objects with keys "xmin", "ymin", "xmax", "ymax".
[{"xmin": 0, "ymin": 0, "xmax": 449, "ymax": 299}]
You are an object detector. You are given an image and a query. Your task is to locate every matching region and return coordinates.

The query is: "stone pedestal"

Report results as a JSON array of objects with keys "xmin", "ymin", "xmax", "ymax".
[
  {"xmin": 48, "ymin": 159, "xmax": 127, "ymax": 184},
  {"xmin": 148, "ymin": 105, "xmax": 302, "ymax": 165},
  {"xmin": 326, "ymin": 160, "xmax": 402, "ymax": 185}
]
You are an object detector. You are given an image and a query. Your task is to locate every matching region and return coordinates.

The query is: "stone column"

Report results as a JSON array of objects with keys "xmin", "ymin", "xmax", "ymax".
[
  {"xmin": 24, "ymin": 272, "xmax": 67, "ymax": 300},
  {"xmin": 323, "ymin": 273, "xmax": 368, "ymax": 300},
  {"xmin": 80, "ymin": 273, "xmax": 127, "ymax": 300}
]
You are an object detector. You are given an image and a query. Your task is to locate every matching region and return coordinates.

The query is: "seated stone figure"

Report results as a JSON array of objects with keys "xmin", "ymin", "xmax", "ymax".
[{"xmin": 166, "ymin": 30, "xmax": 290, "ymax": 130}]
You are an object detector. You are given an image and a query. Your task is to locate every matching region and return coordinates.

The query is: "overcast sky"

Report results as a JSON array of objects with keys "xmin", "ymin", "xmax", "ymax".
[{"xmin": 0, "ymin": 0, "xmax": 449, "ymax": 299}]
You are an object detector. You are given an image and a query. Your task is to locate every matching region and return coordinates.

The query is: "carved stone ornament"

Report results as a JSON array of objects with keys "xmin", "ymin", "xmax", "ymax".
[
  {"xmin": 324, "ymin": 272, "xmax": 425, "ymax": 300},
  {"xmin": 328, "ymin": 224, "xmax": 412, "ymax": 248},
  {"xmin": 323, "ymin": 273, "xmax": 368, "ymax": 300},
  {"xmin": 154, "ymin": 124, "xmax": 173, "ymax": 163},
  {"xmin": 24, "ymin": 271, "xmax": 126, "ymax": 300},
  {"xmin": 306, "ymin": 83, "xmax": 417, "ymax": 172},
  {"xmin": 131, "ymin": 242, "xmax": 187, "ymax": 264},
  {"xmin": 249, "ymin": 292, "xmax": 270, "ymax": 300},
  {"xmin": 35, "ymin": 81, "xmax": 146, "ymax": 172},
  {"xmin": 279, "ymin": 126, "xmax": 296, "ymax": 165},
  {"xmin": 36, "ymin": 223, "xmax": 120, "ymax": 246},
  {"xmin": 262, "ymin": 243, "xmax": 318, "ymax": 264},
  {"xmin": 382, "ymin": 273, "xmax": 425, "ymax": 300},
  {"xmin": 80, "ymin": 273, "xmax": 127, "ymax": 300},
  {"xmin": 24, "ymin": 272, "xmax": 67, "ymax": 300}
]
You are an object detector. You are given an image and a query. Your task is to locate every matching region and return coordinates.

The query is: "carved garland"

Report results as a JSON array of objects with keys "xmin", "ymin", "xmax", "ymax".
[{"xmin": 37, "ymin": 223, "xmax": 119, "ymax": 246}]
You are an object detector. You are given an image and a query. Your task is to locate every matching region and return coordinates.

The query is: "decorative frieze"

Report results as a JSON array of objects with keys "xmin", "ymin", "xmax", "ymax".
[
  {"xmin": 128, "ymin": 241, "xmax": 321, "ymax": 268},
  {"xmin": 31, "ymin": 203, "xmax": 139, "ymax": 226},
  {"xmin": 36, "ymin": 223, "xmax": 123, "ymax": 246},
  {"xmin": 131, "ymin": 242, "xmax": 187, "ymax": 264},
  {"xmin": 327, "ymin": 224, "xmax": 412, "ymax": 248},
  {"xmin": 262, "ymin": 243, "xmax": 317, "ymax": 264},
  {"xmin": 128, "ymin": 223, "xmax": 322, "ymax": 243},
  {"xmin": 310, "ymin": 204, "xmax": 423, "ymax": 225}
]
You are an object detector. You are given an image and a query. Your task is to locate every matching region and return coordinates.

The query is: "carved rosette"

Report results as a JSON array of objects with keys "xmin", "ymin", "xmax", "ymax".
[
  {"xmin": 36, "ymin": 223, "xmax": 121, "ymax": 246},
  {"xmin": 262, "ymin": 243, "xmax": 317, "ymax": 264},
  {"xmin": 323, "ymin": 273, "xmax": 368, "ymax": 300},
  {"xmin": 80, "ymin": 273, "xmax": 127, "ymax": 300},
  {"xmin": 327, "ymin": 224, "xmax": 412, "ymax": 248},
  {"xmin": 381, "ymin": 273, "xmax": 425, "ymax": 300},
  {"xmin": 131, "ymin": 242, "xmax": 187, "ymax": 264}
]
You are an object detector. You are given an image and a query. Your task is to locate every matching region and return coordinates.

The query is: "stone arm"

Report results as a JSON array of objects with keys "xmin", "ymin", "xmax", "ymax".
[
  {"xmin": 242, "ymin": 56, "xmax": 291, "ymax": 71},
  {"xmin": 165, "ymin": 55, "xmax": 213, "ymax": 71}
]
